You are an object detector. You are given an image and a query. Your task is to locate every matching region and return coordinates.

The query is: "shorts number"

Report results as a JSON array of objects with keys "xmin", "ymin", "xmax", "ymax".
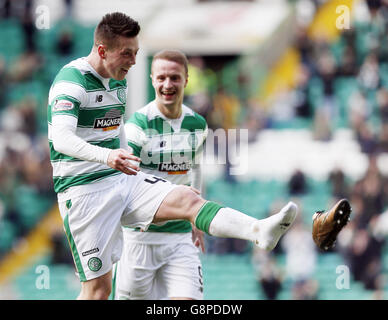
[
  {"xmin": 198, "ymin": 266, "xmax": 203, "ymax": 285},
  {"xmin": 144, "ymin": 176, "xmax": 167, "ymax": 184}
]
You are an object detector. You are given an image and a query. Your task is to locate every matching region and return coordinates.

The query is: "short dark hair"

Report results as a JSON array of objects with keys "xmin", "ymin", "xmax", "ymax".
[
  {"xmin": 151, "ymin": 49, "xmax": 189, "ymax": 75},
  {"xmin": 94, "ymin": 12, "xmax": 140, "ymax": 49}
]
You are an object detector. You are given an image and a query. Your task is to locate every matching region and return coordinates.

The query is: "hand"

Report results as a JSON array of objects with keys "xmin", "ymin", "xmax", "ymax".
[
  {"xmin": 107, "ymin": 148, "xmax": 141, "ymax": 175},
  {"xmin": 192, "ymin": 226, "xmax": 205, "ymax": 253}
]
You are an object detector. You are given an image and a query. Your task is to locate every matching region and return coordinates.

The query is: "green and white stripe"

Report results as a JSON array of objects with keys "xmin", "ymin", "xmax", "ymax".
[
  {"xmin": 64, "ymin": 213, "xmax": 86, "ymax": 282},
  {"xmin": 124, "ymin": 101, "xmax": 207, "ymax": 233},
  {"xmin": 48, "ymin": 58, "xmax": 127, "ymax": 193}
]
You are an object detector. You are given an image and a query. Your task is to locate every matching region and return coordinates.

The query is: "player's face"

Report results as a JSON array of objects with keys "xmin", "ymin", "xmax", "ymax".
[
  {"xmin": 151, "ymin": 59, "xmax": 188, "ymax": 107},
  {"xmin": 101, "ymin": 36, "xmax": 139, "ymax": 81}
]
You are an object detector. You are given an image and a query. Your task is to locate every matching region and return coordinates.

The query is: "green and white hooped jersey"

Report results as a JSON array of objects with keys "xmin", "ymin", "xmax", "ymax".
[
  {"xmin": 124, "ymin": 101, "xmax": 208, "ymax": 234},
  {"xmin": 48, "ymin": 58, "xmax": 127, "ymax": 194}
]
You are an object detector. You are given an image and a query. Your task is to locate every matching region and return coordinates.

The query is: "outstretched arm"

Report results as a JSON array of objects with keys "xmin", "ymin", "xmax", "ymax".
[{"xmin": 51, "ymin": 115, "xmax": 140, "ymax": 175}]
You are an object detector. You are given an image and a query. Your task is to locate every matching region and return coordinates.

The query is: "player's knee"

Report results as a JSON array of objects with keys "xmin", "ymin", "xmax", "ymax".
[{"xmin": 156, "ymin": 186, "xmax": 205, "ymax": 223}]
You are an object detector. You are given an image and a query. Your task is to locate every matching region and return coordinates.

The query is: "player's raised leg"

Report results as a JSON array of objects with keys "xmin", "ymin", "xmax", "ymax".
[{"xmin": 153, "ymin": 185, "xmax": 298, "ymax": 251}]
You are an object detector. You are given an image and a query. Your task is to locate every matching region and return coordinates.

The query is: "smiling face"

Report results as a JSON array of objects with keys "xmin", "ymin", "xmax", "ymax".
[
  {"xmin": 98, "ymin": 35, "xmax": 139, "ymax": 81},
  {"xmin": 151, "ymin": 58, "xmax": 188, "ymax": 111}
]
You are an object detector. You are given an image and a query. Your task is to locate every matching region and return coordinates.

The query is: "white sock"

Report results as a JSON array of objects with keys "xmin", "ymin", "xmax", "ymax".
[
  {"xmin": 254, "ymin": 202, "xmax": 298, "ymax": 251},
  {"xmin": 208, "ymin": 207, "xmax": 259, "ymax": 241},
  {"xmin": 208, "ymin": 202, "xmax": 298, "ymax": 251}
]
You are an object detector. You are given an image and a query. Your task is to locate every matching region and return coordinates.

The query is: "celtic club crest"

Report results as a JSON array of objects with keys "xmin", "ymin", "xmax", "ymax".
[
  {"xmin": 88, "ymin": 257, "xmax": 102, "ymax": 272},
  {"xmin": 117, "ymin": 88, "xmax": 126, "ymax": 104}
]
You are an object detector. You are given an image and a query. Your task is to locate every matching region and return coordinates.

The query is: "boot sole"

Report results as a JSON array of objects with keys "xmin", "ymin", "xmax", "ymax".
[{"xmin": 321, "ymin": 199, "xmax": 352, "ymax": 250}]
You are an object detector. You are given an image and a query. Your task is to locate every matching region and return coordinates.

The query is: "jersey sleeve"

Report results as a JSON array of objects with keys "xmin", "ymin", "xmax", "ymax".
[
  {"xmin": 48, "ymin": 67, "xmax": 110, "ymax": 164},
  {"xmin": 202, "ymin": 123, "xmax": 208, "ymax": 144},
  {"xmin": 48, "ymin": 67, "xmax": 88, "ymax": 121},
  {"xmin": 124, "ymin": 112, "xmax": 148, "ymax": 157},
  {"xmin": 51, "ymin": 115, "xmax": 111, "ymax": 164},
  {"xmin": 193, "ymin": 115, "xmax": 208, "ymax": 164}
]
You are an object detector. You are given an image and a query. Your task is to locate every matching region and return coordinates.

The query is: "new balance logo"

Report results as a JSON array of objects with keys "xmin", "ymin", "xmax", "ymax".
[{"xmin": 95, "ymin": 95, "xmax": 103, "ymax": 102}]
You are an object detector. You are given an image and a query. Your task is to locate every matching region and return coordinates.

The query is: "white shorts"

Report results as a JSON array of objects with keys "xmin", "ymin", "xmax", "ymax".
[
  {"xmin": 113, "ymin": 233, "xmax": 204, "ymax": 300},
  {"xmin": 58, "ymin": 172, "xmax": 178, "ymax": 282}
]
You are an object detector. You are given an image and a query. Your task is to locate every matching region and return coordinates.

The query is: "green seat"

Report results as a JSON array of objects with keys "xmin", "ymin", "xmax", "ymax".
[
  {"xmin": 12, "ymin": 185, "xmax": 54, "ymax": 229},
  {"xmin": 201, "ymin": 254, "xmax": 258, "ymax": 300},
  {"xmin": 12, "ymin": 254, "xmax": 79, "ymax": 299},
  {"xmin": 0, "ymin": 219, "xmax": 17, "ymax": 252},
  {"xmin": 0, "ymin": 18, "xmax": 24, "ymax": 63}
]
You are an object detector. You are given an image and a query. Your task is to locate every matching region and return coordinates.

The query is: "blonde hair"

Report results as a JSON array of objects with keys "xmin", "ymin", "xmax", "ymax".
[{"xmin": 151, "ymin": 49, "xmax": 188, "ymax": 75}]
